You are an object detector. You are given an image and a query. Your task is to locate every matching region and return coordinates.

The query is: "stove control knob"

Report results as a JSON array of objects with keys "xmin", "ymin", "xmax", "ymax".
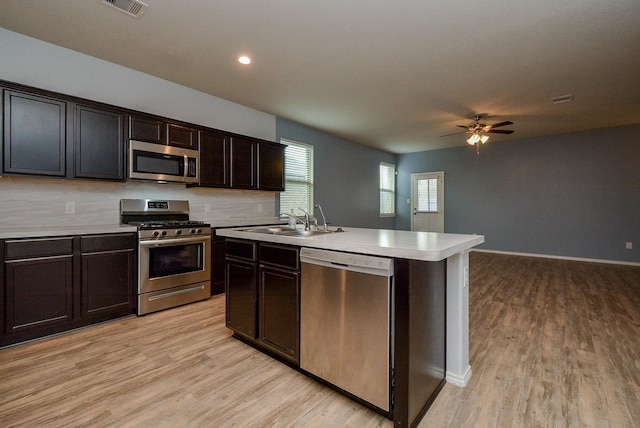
[
  {"xmin": 190, "ymin": 229, "xmax": 196, "ymax": 234},
  {"xmin": 175, "ymin": 230, "xmax": 182, "ymax": 236},
  {"xmin": 152, "ymin": 231, "xmax": 159, "ymax": 237},
  {"xmin": 197, "ymin": 229, "xmax": 202, "ymax": 234},
  {"xmin": 160, "ymin": 230, "xmax": 167, "ymax": 237}
]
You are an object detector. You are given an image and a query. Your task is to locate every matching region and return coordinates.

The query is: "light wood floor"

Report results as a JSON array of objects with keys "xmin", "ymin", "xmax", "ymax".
[{"xmin": 1, "ymin": 252, "xmax": 639, "ymax": 427}]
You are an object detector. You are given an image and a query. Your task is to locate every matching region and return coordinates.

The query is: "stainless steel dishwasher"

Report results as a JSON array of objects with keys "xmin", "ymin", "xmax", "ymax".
[{"xmin": 299, "ymin": 247, "xmax": 394, "ymax": 412}]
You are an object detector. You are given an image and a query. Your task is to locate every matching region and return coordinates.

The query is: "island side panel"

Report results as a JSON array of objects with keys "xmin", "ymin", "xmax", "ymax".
[
  {"xmin": 393, "ymin": 258, "xmax": 446, "ymax": 428},
  {"xmin": 445, "ymin": 250, "xmax": 472, "ymax": 386}
]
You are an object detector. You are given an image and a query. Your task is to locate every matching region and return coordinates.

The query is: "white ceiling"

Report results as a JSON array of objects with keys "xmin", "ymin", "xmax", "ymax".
[{"xmin": 1, "ymin": 0, "xmax": 639, "ymax": 154}]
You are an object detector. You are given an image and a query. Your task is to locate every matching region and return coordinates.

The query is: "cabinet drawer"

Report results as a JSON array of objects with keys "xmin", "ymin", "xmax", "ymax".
[
  {"xmin": 81, "ymin": 234, "xmax": 135, "ymax": 253},
  {"xmin": 5, "ymin": 237, "xmax": 73, "ymax": 260},
  {"xmin": 259, "ymin": 243, "xmax": 299, "ymax": 270},
  {"xmin": 225, "ymin": 239, "xmax": 257, "ymax": 261}
]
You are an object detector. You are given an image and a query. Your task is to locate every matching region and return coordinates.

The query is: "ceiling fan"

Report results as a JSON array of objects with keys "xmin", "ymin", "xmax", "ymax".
[{"xmin": 441, "ymin": 115, "xmax": 514, "ymax": 153}]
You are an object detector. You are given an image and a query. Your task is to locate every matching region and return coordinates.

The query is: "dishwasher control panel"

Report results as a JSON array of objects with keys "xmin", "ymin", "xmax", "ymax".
[{"xmin": 300, "ymin": 248, "xmax": 393, "ymax": 276}]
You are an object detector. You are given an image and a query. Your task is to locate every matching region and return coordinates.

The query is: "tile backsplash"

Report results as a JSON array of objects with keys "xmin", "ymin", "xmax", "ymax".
[{"xmin": 0, "ymin": 177, "xmax": 278, "ymax": 228}]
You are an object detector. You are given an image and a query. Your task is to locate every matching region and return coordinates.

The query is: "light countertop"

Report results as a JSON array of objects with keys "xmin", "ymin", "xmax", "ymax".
[
  {"xmin": 0, "ymin": 225, "xmax": 138, "ymax": 240},
  {"xmin": 217, "ymin": 226, "xmax": 485, "ymax": 262}
]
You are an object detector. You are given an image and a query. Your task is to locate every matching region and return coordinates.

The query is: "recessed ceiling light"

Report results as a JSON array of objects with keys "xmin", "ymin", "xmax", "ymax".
[{"xmin": 238, "ymin": 56, "xmax": 251, "ymax": 65}]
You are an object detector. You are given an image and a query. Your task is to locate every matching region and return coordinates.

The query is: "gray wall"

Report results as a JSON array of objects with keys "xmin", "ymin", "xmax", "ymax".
[
  {"xmin": 276, "ymin": 118, "xmax": 396, "ymax": 229},
  {"xmin": 396, "ymin": 124, "xmax": 640, "ymax": 263}
]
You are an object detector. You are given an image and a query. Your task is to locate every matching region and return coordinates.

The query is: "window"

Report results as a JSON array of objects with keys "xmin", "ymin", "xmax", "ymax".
[
  {"xmin": 280, "ymin": 139, "xmax": 314, "ymax": 216},
  {"xmin": 417, "ymin": 178, "xmax": 439, "ymax": 212},
  {"xmin": 380, "ymin": 162, "xmax": 396, "ymax": 216}
]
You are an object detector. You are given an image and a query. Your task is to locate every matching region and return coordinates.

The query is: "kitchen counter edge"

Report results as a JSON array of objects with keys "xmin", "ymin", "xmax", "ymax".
[
  {"xmin": 216, "ymin": 226, "xmax": 485, "ymax": 262},
  {"xmin": 0, "ymin": 225, "xmax": 138, "ymax": 240}
]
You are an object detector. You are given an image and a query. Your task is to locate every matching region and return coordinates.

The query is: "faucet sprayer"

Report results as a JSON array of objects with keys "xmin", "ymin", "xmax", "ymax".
[{"xmin": 315, "ymin": 204, "xmax": 328, "ymax": 231}]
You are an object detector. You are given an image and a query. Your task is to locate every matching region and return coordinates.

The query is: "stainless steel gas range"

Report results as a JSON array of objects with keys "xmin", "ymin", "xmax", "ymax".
[{"xmin": 120, "ymin": 199, "xmax": 211, "ymax": 315}]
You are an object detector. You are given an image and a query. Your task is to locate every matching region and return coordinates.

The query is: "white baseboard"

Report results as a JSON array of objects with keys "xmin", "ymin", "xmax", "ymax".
[
  {"xmin": 446, "ymin": 366, "xmax": 472, "ymax": 387},
  {"xmin": 472, "ymin": 249, "xmax": 640, "ymax": 267}
]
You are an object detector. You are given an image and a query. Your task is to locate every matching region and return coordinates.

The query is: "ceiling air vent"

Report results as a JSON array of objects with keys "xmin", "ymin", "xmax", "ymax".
[
  {"xmin": 551, "ymin": 94, "xmax": 574, "ymax": 105},
  {"xmin": 102, "ymin": 0, "xmax": 148, "ymax": 18}
]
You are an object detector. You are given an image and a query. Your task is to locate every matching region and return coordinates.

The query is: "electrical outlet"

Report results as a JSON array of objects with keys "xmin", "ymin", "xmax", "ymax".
[
  {"xmin": 258, "ymin": 204, "xmax": 264, "ymax": 213},
  {"xmin": 65, "ymin": 201, "xmax": 75, "ymax": 214},
  {"xmin": 204, "ymin": 204, "xmax": 211, "ymax": 213},
  {"xmin": 626, "ymin": 242, "xmax": 633, "ymax": 250}
]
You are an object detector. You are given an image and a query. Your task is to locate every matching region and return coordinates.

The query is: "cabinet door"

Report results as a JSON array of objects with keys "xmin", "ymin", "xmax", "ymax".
[
  {"xmin": 81, "ymin": 250, "xmax": 134, "ymax": 318},
  {"xmin": 4, "ymin": 256, "xmax": 74, "ymax": 334},
  {"xmin": 80, "ymin": 233, "xmax": 135, "ymax": 319},
  {"xmin": 3, "ymin": 89, "xmax": 67, "ymax": 176},
  {"xmin": 129, "ymin": 115, "xmax": 165, "ymax": 144},
  {"xmin": 225, "ymin": 259, "xmax": 257, "ymax": 338},
  {"xmin": 230, "ymin": 137, "xmax": 256, "ymax": 189},
  {"xmin": 259, "ymin": 265, "xmax": 299, "ymax": 361},
  {"xmin": 257, "ymin": 142, "xmax": 285, "ymax": 191},
  {"xmin": 199, "ymin": 130, "xmax": 230, "ymax": 187},
  {"xmin": 168, "ymin": 123, "xmax": 197, "ymax": 149},
  {"xmin": 74, "ymin": 105, "xmax": 125, "ymax": 180}
]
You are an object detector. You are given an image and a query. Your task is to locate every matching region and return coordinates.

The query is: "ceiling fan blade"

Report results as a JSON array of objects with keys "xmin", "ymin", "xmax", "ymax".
[
  {"xmin": 489, "ymin": 121, "xmax": 513, "ymax": 128},
  {"xmin": 486, "ymin": 129, "xmax": 514, "ymax": 134},
  {"xmin": 456, "ymin": 125, "xmax": 470, "ymax": 129},
  {"xmin": 440, "ymin": 131, "xmax": 468, "ymax": 137}
]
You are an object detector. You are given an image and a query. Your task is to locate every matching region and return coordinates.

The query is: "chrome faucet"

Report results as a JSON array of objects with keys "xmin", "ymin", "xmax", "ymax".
[
  {"xmin": 315, "ymin": 204, "xmax": 328, "ymax": 231},
  {"xmin": 297, "ymin": 207, "xmax": 315, "ymax": 230},
  {"xmin": 280, "ymin": 211, "xmax": 305, "ymax": 228}
]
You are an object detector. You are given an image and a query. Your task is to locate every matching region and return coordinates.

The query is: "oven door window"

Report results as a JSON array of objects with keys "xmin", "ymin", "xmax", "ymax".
[{"xmin": 148, "ymin": 243, "xmax": 203, "ymax": 278}]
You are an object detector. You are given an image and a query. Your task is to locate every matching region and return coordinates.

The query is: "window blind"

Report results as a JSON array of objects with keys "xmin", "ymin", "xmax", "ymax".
[
  {"xmin": 380, "ymin": 162, "xmax": 395, "ymax": 216},
  {"xmin": 417, "ymin": 178, "xmax": 438, "ymax": 212},
  {"xmin": 280, "ymin": 139, "xmax": 314, "ymax": 216}
]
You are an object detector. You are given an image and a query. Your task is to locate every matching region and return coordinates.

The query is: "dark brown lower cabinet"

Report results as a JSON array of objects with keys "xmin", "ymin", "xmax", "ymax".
[
  {"xmin": 225, "ymin": 258, "xmax": 258, "ymax": 338},
  {"xmin": 1, "ymin": 233, "xmax": 136, "ymax": 347},
  {"xmin": 225, "ymin": 239, "xmax": 258, "ymax": 338},
  {"xmin": 80, "ymin": 234, "xmax": 135, "ymax": 319},
  {"xmin": 225, "ymin": 239, "xmax": 300, "ymax": 363},
  {"xmin": 259, "ymin": 264, "xmax": 299, "ymax": 361},
  {"xmin": 5, "ymin": 251, "xmax": 74, "ymax": 335}
]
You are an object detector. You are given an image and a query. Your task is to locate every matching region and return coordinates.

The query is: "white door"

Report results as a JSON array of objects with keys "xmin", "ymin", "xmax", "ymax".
[{"xmin": 411, "ymin": 171, "xmax": 444, "ymax": 232}]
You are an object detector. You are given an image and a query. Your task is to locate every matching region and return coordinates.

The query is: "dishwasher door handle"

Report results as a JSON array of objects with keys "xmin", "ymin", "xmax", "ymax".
[{"xmin": 330, "ymin": 261, "xmax": 349, "ymax": 268}]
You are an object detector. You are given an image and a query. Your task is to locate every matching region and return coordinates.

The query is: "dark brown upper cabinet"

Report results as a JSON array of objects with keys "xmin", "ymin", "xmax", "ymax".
[
  {"xmin": 129, "ymin": 114, "xmax": 197, "ymax": 149},
  {"xmin": 230, "ymin": 136, "xmax": 256, "ymax": 189},
  {"xmin": 168, "ymin": 123, "xmax": 197, "ymax": 149},
  {"xmin": 2, "ymin": 85, "xmax": 125, "ymax": 181},
  {"xmin": 199, "ymin": 129, "xmax": 230, "ymax": 188},
  {"xmin": 74, "ymin": 104, "xmax": 125, "ymax": 180},
  {"xmin": 1, "ymin": 80, "xmax": 282, "ymax": 189},
  {"xmin": 3, "ymin": 89, "xmax": 68, "ymax": 177},
  {"xmin": 199, "ymin": 131, "xmax": 284, "ymax": 191},
  {"xmin": 257, "ymin": 141, "xmax": 285, "ymax": 191},
  {"xmin": 129, "ymin": 114, "xmax": 164, "ymax": 144}
]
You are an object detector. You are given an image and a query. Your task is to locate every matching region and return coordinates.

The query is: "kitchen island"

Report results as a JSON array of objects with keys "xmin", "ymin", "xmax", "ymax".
[{"xmin": 217, "ymin": 226, "xmax": 484, "ymax": 427}]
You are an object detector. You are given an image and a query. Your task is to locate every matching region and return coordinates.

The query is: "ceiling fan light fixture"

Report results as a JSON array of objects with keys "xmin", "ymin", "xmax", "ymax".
[
  {"xmin": 480, "ymin": 134, "xmax": 489, "ymax": 144},
  {"xmin": 467, "ymin": 133, "xmax": 481, "ymax": 145}
]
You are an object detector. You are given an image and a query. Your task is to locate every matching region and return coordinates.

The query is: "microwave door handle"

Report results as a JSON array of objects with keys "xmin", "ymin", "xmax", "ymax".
[{"xmin": 184, "ymin": 154, "xmax": 189, "ymax": 180}]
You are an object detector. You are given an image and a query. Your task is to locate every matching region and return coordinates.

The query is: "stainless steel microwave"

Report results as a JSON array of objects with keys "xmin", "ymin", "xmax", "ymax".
[{"xmin": 128, "ymin": 140, "xmax": 199, "ymax": 184}]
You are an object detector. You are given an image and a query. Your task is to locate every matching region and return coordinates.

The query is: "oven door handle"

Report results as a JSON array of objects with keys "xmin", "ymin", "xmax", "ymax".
[{"xmin": 139, "ymin": 236, "xmax": 211, "ymax": 247}]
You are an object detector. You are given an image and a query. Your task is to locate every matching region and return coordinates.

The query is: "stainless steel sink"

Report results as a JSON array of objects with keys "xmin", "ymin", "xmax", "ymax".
[{"xmin": 240, "ymin": 226, "xmax": 343, "ymax": 237}]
